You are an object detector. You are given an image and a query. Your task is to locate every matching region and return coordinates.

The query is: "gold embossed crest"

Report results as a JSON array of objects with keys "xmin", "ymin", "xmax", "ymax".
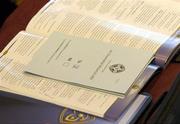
[{"xmin": 59, "ymin": 109, "xmax": 95, "ymax": 124}]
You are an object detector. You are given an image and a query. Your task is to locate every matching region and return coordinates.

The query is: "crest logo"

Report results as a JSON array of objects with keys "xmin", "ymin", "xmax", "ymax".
[
  {"xmin": 109, "ymin": 64, "xmax": 125, "ymax": 73},
  {"xmin": 59, "ymin": 109, "xmax": 95, "ymax": 124}
]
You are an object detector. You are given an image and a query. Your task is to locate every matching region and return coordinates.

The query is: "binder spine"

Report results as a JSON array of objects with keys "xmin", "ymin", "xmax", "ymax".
[{"xmin": 154, "ymin": 29, "xmax": 180, "ymax": 68}]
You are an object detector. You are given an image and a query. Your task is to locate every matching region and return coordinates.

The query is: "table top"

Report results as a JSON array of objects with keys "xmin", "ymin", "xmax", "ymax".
[{"xmin": 0, "ymin": 0, "xmax": 49, "ymax": 51}]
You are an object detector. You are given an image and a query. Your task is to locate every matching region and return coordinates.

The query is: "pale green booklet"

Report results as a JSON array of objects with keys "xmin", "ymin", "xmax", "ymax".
[{"xmin": 25, "ymin": 32, "xmax": 154, "ymax": 97}]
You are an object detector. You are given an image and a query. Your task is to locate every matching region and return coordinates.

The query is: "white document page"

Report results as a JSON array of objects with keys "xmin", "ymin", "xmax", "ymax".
[
  {"xmin": 26, "ymin": 3, "xmax": 169, "ymax": 53},
  {"xmin": 54, "ymin": 0, "xmax": 180, "ymax": 35}
]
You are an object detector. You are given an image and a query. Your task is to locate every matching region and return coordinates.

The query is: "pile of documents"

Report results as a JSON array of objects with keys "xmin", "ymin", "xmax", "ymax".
[{"xmin": 0, "ymin": 0, "xmax": 180, "ymax": 123}]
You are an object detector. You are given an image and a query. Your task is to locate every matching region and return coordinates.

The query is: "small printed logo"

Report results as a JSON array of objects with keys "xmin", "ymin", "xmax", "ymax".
[
  {"xmin": 59, "ymin": 109, "xmax": 95, "ymax": 124},
  {"xmin": 109, "ymin": 64, "xmax": 125, "ymax": 73}
]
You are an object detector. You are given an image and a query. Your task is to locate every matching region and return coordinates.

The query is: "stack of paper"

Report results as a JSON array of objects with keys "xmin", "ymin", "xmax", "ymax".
[{"xmin": 0, "ymin": 0, "xmax": 180, "ymax": 122}]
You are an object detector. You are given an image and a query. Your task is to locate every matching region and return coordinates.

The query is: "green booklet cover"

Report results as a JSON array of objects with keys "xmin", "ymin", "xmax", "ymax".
[{"xmin": 25, "ymin": 32, "xmax": 154, "ymax": 97}]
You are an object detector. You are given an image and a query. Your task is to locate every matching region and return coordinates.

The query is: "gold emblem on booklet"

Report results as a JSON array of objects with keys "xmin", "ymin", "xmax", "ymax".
[{"xmin": 59, "ymin": 109, "xmax": 95, "ymax": 124}]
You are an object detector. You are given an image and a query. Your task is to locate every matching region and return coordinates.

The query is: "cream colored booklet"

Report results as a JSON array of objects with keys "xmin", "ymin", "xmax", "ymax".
[{"xmin": 25, "ymin": 32, "xmax": 154, "ymax": 97}]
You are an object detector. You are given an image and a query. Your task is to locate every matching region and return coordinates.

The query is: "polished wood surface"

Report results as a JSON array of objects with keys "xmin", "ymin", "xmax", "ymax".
[{"xmin": 0, "ymin": 0, "xmax": 48, "ymax": 51}]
